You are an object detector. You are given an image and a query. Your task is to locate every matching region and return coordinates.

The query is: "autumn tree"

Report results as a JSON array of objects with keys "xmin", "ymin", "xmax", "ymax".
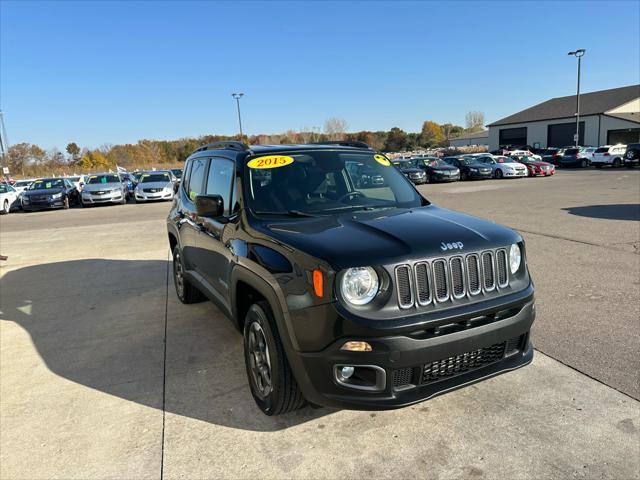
[
  {"xmin": 7, "ymin": 143, "xmax": 47, "ymax": 175},
  {"xmin": 441, "ymin": 123, "xmax": 465, "ymax": 143},
  {"xmin": 384, "ymin": 127, "xmax": 408, "ymax": 152},
  {"xmin": 66, "ymin": 142, "xmax": 81, "ymax": 163},
  {"xmin": 419, "ymin": 121, "xmax": 445, "ymax": 147},
  {"xmin": 465, "ymin": 111, "xmax": 485, "ymax": 133},
  {"xmin": 324, "ymin": 118, "xmax": 348, "ymax": 140}
]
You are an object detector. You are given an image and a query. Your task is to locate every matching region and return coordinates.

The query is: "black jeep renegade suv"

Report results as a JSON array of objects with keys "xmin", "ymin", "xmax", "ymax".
[{"xmin": 167, "ymin": 141, "xmax": 535, "ymax": 415}]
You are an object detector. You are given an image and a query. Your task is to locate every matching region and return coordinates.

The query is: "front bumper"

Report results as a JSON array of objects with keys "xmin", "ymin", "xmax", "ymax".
[
  {"xmin": 82, "ymin": 192, "xmax": 124, "ymax": 204},
  {"xmin": 624, "ymin": 158, "xmax": 639, "ymax": 166},
  {"xmin": 430, "ymin": 172, "xmax": 460, "ymax": 182},
  {"xmin": 135, "ymin": 191, "xmax": 174, "ymax": 202},
  {"xmin": 467, "ymin": 170, "xmax": 492, "ymax": 180},
  {"xmin": 288, "ymin": 296, "xmax": 535, "ymax": 410},
  {"xmin": 503, "ymin": 170, "xmax": 527, "ymax": 177},
  {"xmin": 21, "ymin": 199, "xmax": 65, "ymax": 210}
]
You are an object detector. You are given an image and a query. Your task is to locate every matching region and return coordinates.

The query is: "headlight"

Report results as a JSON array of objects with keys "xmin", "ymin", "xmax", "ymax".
[
  {"xmin": 469, "ymin": 168, "xmax": 478, "ymax": 172},
  {"xmin": 509, "ymin": 243, "xmax": 522, "ymax": 274},
  {"xmin": 51, "ymin": 192, "xmax": 62, "ymax": 199},
  {"xmin": 340, "ymin": 267, "xmax": 379, "ymax": 305}
]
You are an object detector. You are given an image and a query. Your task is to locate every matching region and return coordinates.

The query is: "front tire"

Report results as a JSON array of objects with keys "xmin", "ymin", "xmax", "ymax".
[
  {"xmin": 63, "ymin": 197, "xmax": 70, "ymax": 209},
  {"xmin": 244, "ymin": 301, "xmax": 305, "ymax": 415},
  {"xmin": 461, "ymin": 171, "xmax": 469, "ymax": 181},
  {"xmin": 1, "ymin": 200, "xmax": 9, "ymax": 214},
  {"xmin": 613, "ymin": 158, "xmax": 621, "ymax": 168},
  {"xmin": 172, "ymin": 246, "xmax": 204, "ymax": 304},
  {"xmin": 580, "ymin": 159, "xmax": 587, "ymax": 168},
  {"xmin": 494, "ymin": 169, "xmax": 503, "ymax": 179}
]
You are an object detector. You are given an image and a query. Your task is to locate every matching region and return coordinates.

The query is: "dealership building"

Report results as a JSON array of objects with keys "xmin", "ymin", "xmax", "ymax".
[
  {"xmin": 487, "ymin": 84, "xmax": 640, "ymax": 150},
  {"xmin": 449, "ymin": 130, "xmax": 489, "ymax": 147}
]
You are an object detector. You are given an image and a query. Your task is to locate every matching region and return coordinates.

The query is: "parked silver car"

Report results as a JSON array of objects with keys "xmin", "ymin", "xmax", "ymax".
[
  {"xmin": 134, "ymin": 171, "xmax": 175, "ymax": 203},
  {"xmin": 81, "ymin": 173, "xmax": 128, "ymax": 207}
]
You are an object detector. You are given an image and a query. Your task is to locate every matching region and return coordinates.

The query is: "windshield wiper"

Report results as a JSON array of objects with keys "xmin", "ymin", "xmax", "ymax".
[{"xmin": 253, "ymin": 210, "xmax": 318, "ymax": 218}]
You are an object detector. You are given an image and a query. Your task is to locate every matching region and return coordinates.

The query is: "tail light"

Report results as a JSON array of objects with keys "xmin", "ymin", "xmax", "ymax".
[
  {"xmin": 576, "ymin": 153, "xmax": 582, "ymax": 158},
  {"xmin": 604, "ymin": 153, "xmax": 610, "ymax": 156}
]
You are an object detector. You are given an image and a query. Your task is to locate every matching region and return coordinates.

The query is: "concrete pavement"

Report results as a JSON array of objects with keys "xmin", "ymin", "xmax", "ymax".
[{"xmin": 1, "ymin": 170, "xmax": 639, "ymax": 479}]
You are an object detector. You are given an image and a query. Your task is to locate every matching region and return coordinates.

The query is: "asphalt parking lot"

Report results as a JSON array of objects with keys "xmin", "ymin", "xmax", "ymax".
[{"xmin": 1, "ymin": 168, "xmax": 639, "ymax": 479}]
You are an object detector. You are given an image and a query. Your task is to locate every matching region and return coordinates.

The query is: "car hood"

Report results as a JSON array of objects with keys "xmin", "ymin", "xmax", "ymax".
[
  {"xmin": 253, "ymin": 204, "xmax": 520, "ymax": 269},
  {"xmin": 138, "ymin": 182, "xmax": 172, "ymax": 189},
  {"xmin": 83, "ymin": 183, "xmax": 122, "ymax": 191},
  {"xmin": 526, "ymin": 161, "xmax": 553, "ymax": 167},
  {"xmin": 23, "ymin": 188, "xmax": 64, "ymax": 197}
]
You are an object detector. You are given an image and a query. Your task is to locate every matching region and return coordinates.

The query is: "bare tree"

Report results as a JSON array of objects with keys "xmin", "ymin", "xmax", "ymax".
[
  {"xmin": 324, "ymin": 118, "xmax": 349, "ymax": 140},
  {"xmin": 465, "ymin": 111, "xmax": 485, "ymax": 132}
]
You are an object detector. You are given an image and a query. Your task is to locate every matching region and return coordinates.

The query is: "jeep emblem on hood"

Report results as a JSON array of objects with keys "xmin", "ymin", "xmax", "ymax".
[{"xmin": 441, "ymin": 241, "xmax": 464, "ymax": 251}]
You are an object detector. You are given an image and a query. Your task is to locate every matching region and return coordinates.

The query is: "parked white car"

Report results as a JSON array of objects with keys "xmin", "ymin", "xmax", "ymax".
[
  {"xmin": 134, "ymin": 171, "xmax": 175, "ymax": 203},
  {"xmin": 509, "ymin": 150, "xmax": 542, "ymax": 161},
  {"xmin": 0, "ymin": 182, "xmax": 20, "ymax": 214},
  {"xmin": 580, "ymin": 147, "xmax": 597, "ymax": 162},
  {"xmin": 475, "ymin": 155, "xmax": 528, "ymax": 178},
  {"xmin": 591, "ymin": 145, "xmax": 627, "ymax": 168},
  {"xmin": 12, "ymin": 179, "xmax": 35, "ymax": 195},
  {"xmin": 68, "ymin": 175, "xmax": 88, "ymax": 192}
]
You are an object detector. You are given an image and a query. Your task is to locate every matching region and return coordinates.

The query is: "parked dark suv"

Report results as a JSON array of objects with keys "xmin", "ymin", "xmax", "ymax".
[
  {"xmin": 167, "ymin": 141, "xmax": 535, "ymax": 415},
  {"xmin": 624, "ymin": 143, "xmax": 640, "ymax": 168}
]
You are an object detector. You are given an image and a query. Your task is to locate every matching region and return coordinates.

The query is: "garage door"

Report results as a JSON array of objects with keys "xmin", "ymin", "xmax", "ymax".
[
  {"xmin": 547, "ymin": 122, "xmax": 584, "ymax": 147},
  {"xmin": 607, "ymin": 128, "xmax": 640, "ymax": 145},
  {"xmin": 499, "ymin": 127, "xmax": 527, "ymax": 147}
]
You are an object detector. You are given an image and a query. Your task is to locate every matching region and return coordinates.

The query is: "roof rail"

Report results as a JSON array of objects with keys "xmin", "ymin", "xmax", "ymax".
[
  {"xmin": 311, "ymin": 141, "xmax": 372, "ymax": 149},
  {"xmin": 192, "ymin": 141, "xmax": 250, "ymax": 154}
]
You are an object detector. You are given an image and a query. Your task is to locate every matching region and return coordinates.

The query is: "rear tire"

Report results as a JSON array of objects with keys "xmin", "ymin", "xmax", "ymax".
[
  {"xmin": 613, "ymin": 158, "xmax": 621, "ymax": 168},
  {"xmin": 461, "ymin": 171, "xmax": 469, "ymax": 181},
  {"xmin": 172, "ymin": 246, "xmax": 205, "ymax": 304},
  {"xmin": 580, "ymin": 159, "xmax": 587, "ymax": 168},
  {"xmin": 244, "ymin": 301, "xmax": 305, "ymax": 415}
]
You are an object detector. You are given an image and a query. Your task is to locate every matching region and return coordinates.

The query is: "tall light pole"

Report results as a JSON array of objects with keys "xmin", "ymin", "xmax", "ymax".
[
  {"xmin": 568, "ymin": 49, "xmax": 586, "ymax": 147},
  {"xmin": 231, "ymin": 93, "xmax": 244, "ymax": 140}
]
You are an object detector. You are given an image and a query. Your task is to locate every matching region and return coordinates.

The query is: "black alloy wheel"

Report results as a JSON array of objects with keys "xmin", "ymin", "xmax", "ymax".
[{"xmin": 243, "ymin": 301, "xmax": 305, "ymax": 415}]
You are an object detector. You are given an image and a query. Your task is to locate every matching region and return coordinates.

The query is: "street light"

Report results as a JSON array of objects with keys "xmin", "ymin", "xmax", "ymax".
[
  {"xmin": 568, "ymin": 49, "xmax": 586, "ymax": 147},
  {"xmin": 231, "ymin": 93, "xmax": 244, "ymax": 140}
]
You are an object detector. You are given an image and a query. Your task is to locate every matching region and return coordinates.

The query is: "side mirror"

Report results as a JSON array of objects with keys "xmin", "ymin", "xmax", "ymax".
[{"xmin": 195, "ymin": 194, "xmax": 224, "ymax": 218}]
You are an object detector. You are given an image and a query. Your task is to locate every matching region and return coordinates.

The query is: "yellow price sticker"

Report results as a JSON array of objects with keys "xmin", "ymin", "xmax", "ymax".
[
  {"xmin": 374, "ymin": 154, "xmax": 390, "ymax": 167},
  {"xmin": 247, "ymin": 155, "xmax": 294, "ymax": 169}
]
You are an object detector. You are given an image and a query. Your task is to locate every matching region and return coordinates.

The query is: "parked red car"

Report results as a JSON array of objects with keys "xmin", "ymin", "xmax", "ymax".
[{"xmin": 511, "ymin": 156, "xmax": 555, "ymax": 177}]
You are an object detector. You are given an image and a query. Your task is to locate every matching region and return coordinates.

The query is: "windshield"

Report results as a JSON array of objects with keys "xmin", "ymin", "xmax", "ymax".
[
  {"xmin": 140, "ymin": 173, "xmax": 171, "ymax": 183},
  {"xmin": 15, "ymin": 181, "xmax": 32, "ymax": 187},
  {"xmin": 28, "ymin": 179, "xmax": 65, "ymax": 190},
  {"xmin": 87, "ymin": 174, "xmax": 121, "ymax": 184},
  {"xmin": 171, "ymin": 169, "xmax": 183, "ymax": 178},
  {"xmin": 246, "ymin": 151, "xmax": 422, "ymax": 215},
  {"xmin": 456, "ymin": 158, "xmax": 477, "ymax": 165},
  {"xmin": 426, "ymin": 159, "xmax": 448, "ymax": 167}
]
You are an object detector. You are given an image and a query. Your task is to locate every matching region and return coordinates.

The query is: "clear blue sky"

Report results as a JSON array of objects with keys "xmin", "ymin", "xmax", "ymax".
[{"xmin": 1, "ymin": 0, "xmax": 639, "ymax": 150}]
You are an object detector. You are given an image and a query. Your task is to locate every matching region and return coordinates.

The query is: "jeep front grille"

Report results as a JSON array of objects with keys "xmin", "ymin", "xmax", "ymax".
[
  {"xmin": 395, "ymin": 249, "xmax": 509, "ymax": 308},
  {"xmin": 395, "ymin": 265, "xmax": 413, "ymax": 309}
]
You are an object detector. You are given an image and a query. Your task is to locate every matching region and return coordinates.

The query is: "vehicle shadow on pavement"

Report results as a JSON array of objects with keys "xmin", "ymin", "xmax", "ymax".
[
  {"xmin": 0, "ymin": 259, "xmax": 332, "ymax": 432},
  {"xmin": 562, "ymin": 204, "xmax": 640, "ymax": 221}
]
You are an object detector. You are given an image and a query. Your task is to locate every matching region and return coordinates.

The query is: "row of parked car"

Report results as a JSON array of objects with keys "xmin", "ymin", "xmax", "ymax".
[
  {"xmin": 391, "ymin": 151, "xmax": 555, "ymax": 185},
  {"xmin": 494, "ymin": 143, "xmax": 640, "ymax": 169},
  {"xmin": 0, "ymin": 168, "xmax": 183, "ymax": 214}
]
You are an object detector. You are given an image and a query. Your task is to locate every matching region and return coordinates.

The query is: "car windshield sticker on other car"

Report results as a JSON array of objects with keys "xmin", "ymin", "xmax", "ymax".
[
  {"xmin": 248, "ymin": 155, "xmax": 294, "ymax": 169},
  {"xmin": 374, "ymin": 154, "xmax": 390, "ymax": 167},
  {"xmin": 101, "ymin": 177, "xmax": 107, "ymax": 183},
  {"xmin": 46, "ymin": 182, "xmax": 52, "ymax": 188}
]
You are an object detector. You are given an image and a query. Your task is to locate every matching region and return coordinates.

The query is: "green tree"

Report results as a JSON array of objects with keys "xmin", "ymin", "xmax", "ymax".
[
  {"xmin": 384, "ymin": 127, "xmax": 408, "ymax": 152},
  {"xmin": 419, "ymin": 121, "xmax": 444, "ymax": 147},
  {"xmin": 66, "ymin": 142, "xmax": 81, "ymax": 163}
]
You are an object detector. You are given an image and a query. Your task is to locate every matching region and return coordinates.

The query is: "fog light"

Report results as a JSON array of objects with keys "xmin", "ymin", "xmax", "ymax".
[
  {"xmin": 340, "ymin": 341, "xmax": 372, "ymax": 352},
  {"xmin": 340, "ymin": 366, "xmax": 355, "ymax": 379}
]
